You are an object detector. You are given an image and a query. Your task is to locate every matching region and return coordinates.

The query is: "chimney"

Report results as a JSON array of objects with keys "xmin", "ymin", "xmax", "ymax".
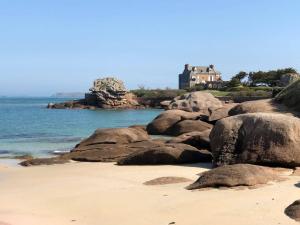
[{"xmin": 184, "ymin": 64, "xmax": 190, "ymax": 70}]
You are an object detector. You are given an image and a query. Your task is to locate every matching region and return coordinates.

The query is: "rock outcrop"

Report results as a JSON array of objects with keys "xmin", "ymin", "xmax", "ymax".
[
  {"xmin": 48, "ymin": 77, "xmax": 142, "ymax": 110},
  {"xmin": 275, "ymin": 79, "xmax": 300, "ymax": 112},
  {"xmin": 285, "ymin": 200, "xmax": 300, "ymax": 221},
  {"xmin": 167, "ymin": 92, "xmax": 223, "ymax": 114},
  {"xmin": 117, "ymin": 143, "xmax": 212, "ymax": 165},
  {"xmin": 47, "ymin": 100, "xmax": 96, "ymax": 109},
  {"xmin": 89, "ymin": 77, "xmax": 128, "ymax": 108},
  {"xmin": 210, "ymin": 113, "xmax": 300, "ymax": 167},
  {"xmin": 186, "ymin": 164, "xmax": 282, "ymax": 190}
]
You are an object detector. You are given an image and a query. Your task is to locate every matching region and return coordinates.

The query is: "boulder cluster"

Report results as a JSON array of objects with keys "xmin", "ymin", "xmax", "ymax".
[{"xmin": 23, "ymin": 80, "xmax": 300, "ymax": 222}]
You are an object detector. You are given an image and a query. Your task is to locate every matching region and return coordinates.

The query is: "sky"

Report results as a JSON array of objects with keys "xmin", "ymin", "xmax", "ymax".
[{"xmin": 0, "ymin": 0, "xmax": 299, "ymax": 96}]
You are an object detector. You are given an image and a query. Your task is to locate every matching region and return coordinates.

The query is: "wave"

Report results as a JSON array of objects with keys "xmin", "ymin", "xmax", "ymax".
[{"xmin": 6, "ymin": 136, "xmax": 83, "ymax": 144}]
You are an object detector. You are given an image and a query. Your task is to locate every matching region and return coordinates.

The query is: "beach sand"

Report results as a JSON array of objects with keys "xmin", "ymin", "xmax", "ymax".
[{"xmin": 0, "ymin": 161, "xmax": 299, "ymax": 225}]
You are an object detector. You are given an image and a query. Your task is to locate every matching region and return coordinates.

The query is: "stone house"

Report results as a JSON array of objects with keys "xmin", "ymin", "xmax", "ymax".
[{"xmin": 179, "ymin": 64, "xmax": 222, "ymax": 89}]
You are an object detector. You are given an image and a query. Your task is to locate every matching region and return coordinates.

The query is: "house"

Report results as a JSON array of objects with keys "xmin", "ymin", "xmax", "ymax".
[{"xmin": 179, "ymin": 64, "xmax": 222, "ymax": 89}]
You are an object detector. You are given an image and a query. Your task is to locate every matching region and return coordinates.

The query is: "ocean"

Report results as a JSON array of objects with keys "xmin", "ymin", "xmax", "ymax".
[{"xmin": 0, "ymin": 97, "xmax": 162, "ymax": 157}]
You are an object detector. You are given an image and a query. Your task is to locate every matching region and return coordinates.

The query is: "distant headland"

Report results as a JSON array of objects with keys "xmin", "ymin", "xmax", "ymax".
[{"xmin": 51, "ymin": 92, "xmax": 85, "ymax": 98}]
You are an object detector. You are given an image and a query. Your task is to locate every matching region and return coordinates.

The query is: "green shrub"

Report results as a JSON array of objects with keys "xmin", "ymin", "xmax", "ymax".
[
  {"xmin": 227, "ymin": 86, "xmax": 251, "ymax": 92},
  {"xmin": 130, "ymin": 89, "xmax": 186, "ymax": 100},
  {"xmin": 249, "ymin": 86, "xmax": 273, "ymax": 91},
  {"xmin": 229, "ymin": 90, "xmax": 271, "ymax": 98}
]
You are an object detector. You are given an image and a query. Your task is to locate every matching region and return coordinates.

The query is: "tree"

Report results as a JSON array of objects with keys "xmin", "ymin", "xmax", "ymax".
[
  {"xmin": 232, "ymin": 71, "xmax": 248, "ymax": 81},
  {"xmin": 227, "ymin": 78, "xmax": 241, "ymax": 88}
]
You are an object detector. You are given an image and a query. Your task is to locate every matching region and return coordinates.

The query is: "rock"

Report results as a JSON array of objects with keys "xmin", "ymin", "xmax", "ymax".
[
  {"xmin": 160, "ymin": 100, "xmax": 171, "ymax": 109},
  {"xmin": 167, "ymin": 92, "xmax": 223, "ymax": 114},
  {"xmin": 117, "ymin": 143, "xmax": 212, "ymax": 165},
  {"xmin": 47, "ymin": 99, "xmax": 95, "ymax": 110},
  {"xmin": 124, "ymin": 92, "xmax": 139, "ymax": 105},
  {"xmin": 13, "ymin": 154, "xmax": 34, "ymax": 160},
  {"xmin": 20, "ymin": 157, "xmax": 69, "ymax": 166},
  {"xmin": 73, "ymin": 127, "xmax": 150, "ymax": 151},
  {"xmin": 128, "ymin": 125, "xmax": 147, "ymax": 131},
  {"xmin": 186, "ymin": 164, "xmax": 281, "ymax": 190},
  {"xmin": 276, "ymin": 79, "xmax": 300, "ymax": 112},
  {"xmin": 144, "ymin": 177, "xmax": 192, "ymax": 185},
  {"xmin": 69, "ymin": 140, "xmax": 165, "ymax": 162},
  {"xmin": 210, "ymin": 113, "xmax": 300, "ymax": 167},
  {"xmin": 168, "ymin": 120, "xmax": 212, "ymax": 136},
  {"xmin": 90, "ymin": 77, "xmax": 128, "ymax": 107},
  {"xmin": 208, "ymin": 103, "xmax": 238, "ymax": 122},
  {"xmin": 146, "ymin": 110, "xmax": 204, "ymax": 135},
  {"xmin": 167, "ymin": 130, "xmax": 211, "ymax": 150},
  {"xmin": 48, "ymin": 77, "xmax": 143, "ymax": 110},
  {"xmin": 228, "ymin": 99, "xmax": 292, "ymax": 116},
  {"xmin": 285, "ymin": 200, "xmax": 300, "ymax": 221}
]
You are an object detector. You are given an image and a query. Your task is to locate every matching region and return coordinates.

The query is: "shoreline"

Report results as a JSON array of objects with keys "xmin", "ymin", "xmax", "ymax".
[{"xmin": 0, "ymin": 162, "xmax": 299, "ymax": 225}]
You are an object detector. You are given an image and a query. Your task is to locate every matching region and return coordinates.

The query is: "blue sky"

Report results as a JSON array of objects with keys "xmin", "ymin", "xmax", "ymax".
[{"xmin": 0, "ymin": 0, "xmax": 299, "ymax": 96}]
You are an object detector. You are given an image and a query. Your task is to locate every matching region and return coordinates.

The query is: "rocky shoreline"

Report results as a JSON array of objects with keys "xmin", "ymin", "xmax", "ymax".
[{"xmin": 20, "ymin": 79, "xmax": 300, "ymax": 222}]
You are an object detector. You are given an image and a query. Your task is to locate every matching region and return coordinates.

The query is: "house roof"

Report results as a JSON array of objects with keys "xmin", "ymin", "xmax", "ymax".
[{"xmin": 186, "ymin": 65, "xmax": 221, "ymax": 75}]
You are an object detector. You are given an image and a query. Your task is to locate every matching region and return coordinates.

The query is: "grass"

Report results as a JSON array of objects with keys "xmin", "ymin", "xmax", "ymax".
[{"xmin": 198, "ymin": 90, "xmax": 231, "ymax": 97}]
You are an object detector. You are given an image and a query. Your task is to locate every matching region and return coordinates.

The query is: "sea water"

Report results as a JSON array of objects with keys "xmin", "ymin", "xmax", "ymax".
[{"xmin": 0, "ymin": 97, "xmax": 162, "ymax": 157}]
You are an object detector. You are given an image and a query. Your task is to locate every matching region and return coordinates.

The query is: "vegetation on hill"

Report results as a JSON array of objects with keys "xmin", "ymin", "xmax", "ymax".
[
  {"xmin": 228, "ymin": 68, "xmax": 298, "ymax": 87},
  {"xmin": 131, "ymin": 88, "xmax": 186, "ymax": 100},
  {"xmin": 131, "ymin": 68, "xmax": 298, "ymax": 102}
]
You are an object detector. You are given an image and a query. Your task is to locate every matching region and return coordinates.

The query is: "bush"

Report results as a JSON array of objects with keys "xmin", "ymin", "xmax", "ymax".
[
  {"xmin": 229, "ymin": 90, "xmax": 271, "ymax": 98},
  {"xmin": 130, "ymin": 89, "xmax": 186, "ymax": 100},
  {"xmin": 185, "ymin": 85, "xmax": 205, "ymax": 92},
  {"xmin": 249, "ymin": 86, "xmax": 273, "ymax": 91},
  {"xmin": 227, "ymin": 86, "xmax": 251, "ymax": 92}
]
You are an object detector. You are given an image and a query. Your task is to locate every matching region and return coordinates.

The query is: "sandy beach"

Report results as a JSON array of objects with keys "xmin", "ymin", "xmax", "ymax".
[{"xmin": 0, "ymin": 161, "xmax": 299, "ymax": 225}]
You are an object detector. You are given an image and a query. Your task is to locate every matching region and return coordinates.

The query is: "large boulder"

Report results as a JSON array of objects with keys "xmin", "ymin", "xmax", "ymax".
[
  {"xmin": 167, "ymin": 130, "xmax": 211, "ymax": 150},
  {"xmin": 276, "ymin": 79, "xmax": 300, "ymax": 112},
  {"xmin": 146, "ymin": 110, "xmax": 203, "ymax": 135},
  {"xmin": 167, "ymin": 120, "xmax": 212, "ymax": 136},
  {"xmin": 74, "ymin": 127, "xmax": 149, "ymax": 150},
  {"xmin": 285, "ymin": 200, "xmax": 300, "ymax": 221},
  {"xmin": 69, "ymin": 140, "xmax": 164, "ymax": 162},
  {"xmin": 210, "ymin": 113, "xmax": 300, "ymax": 167},
  {"xmin": 167, "ymin": 92, "xmax": 223, "ymax": 114},
  {"xmin": 228, "ymin": 99, "xmax": 287, "ymax": 116},
  {"xmin": 186, "ymin": 164, "xmax": 281, "ymax": 190},
  {"xmin": 117, "ymin": 143, "xmax": 212, "ymax": 165}
]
